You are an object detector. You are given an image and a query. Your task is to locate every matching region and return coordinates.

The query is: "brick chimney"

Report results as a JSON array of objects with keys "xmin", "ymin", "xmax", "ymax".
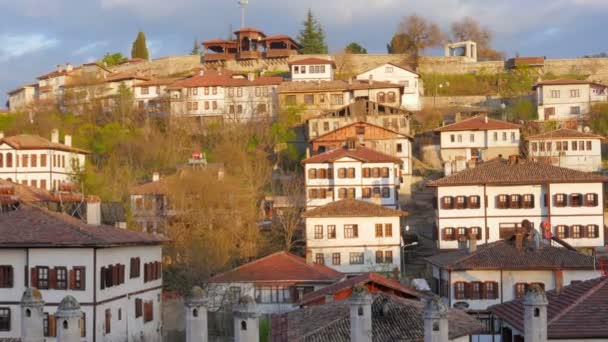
[
  {"xmin": 57, "ymin": 64, "xmax": 63, "ymax": 73},
  {"xmin": 468, "ymin": 231, "xmax": 477, "ymax": 254},
  {"xmin": 63, "ymin": 135, "xmax": 72, "ymax": 147},
  {"xmin": 515, "ymin": 232, "xmax": 524, "ymax": 250},
  {"xmin": 51, "ymin": 129, "xmax": 59, "ymax": 144},
  {"xmin": 65, "ymin": 63, "xmax": 73, "ymax": 72}
]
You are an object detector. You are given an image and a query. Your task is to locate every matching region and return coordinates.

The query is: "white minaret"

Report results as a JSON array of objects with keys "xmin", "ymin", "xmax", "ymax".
[
  {"xmin": 186, "ymin": 286, "xmax": 208, "ymax": 342},
  {"xmin": 233, "ymin": 295, "xmax": 259, "ymax": 342},
  {"xmin": 237, "ymin": 0, "xmax": 249, "ymax": 28},
  {"xmin": 21, "ymin": 288, "xmax": 45, "ymax": 342},
  {"xmin": 349, "ymin": 286, "xmax": 373, "ymax": 342},
  {"xmin": 55, "ymin": 296, "xmax": 83, "ymax": 342},
  {"xmin": 523, "ymin": 284, "xmax": 549, "ymax": 342},
  {"xmin": 423, "ymin": 296, "xmax": 449, "ymax": 342}
]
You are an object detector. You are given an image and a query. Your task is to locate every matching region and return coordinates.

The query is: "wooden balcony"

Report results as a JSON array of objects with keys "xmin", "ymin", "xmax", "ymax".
[
  {"xmin": 265, "ymin": 49, "xmax": 298, "ymax": 58},
  {"xmin": 238, "ymin": 50, "xmax": 262, "ymax": 60},
  {"xmin": 203, "ymin": 53, "xmax": 236, "ymax": 62}
]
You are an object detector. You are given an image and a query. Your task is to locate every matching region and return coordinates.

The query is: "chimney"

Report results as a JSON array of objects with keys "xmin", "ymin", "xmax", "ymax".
[
  {"xmin": 423, "ymin": 296, "xmax": 448, "ymax": 342},
  {"xmin": 21, "ymin": 288, "xmax": 45, "ymax": 342},
  {"xmin": 152, "ymin": 172, "xmax": 160, "ymax": 182},
  {"xmin": 468, "ymin": 231, "xmax": 477, "ymax": 254},
  {"xmin": 523, "ymin": 285, "xmax": 548, "ymax": 342},
  {"xmin": 515, "ymin": 232, "xmax": 524, "ymax": 250},
  {"xmin": 51, "ymin": 129, "xmax": 59, "ymax": 143},
  {"xmin": 247, "ymin": 73, "xmax": 256, "ymax": 81},
  {"xmin": 554, "ymin": 270, "xmax": 564, "ymax": 294},
  {"xmin": 305, "ymin": 249, "xmax": 313, "ymax": 265},
  {"xmin": 55, "ymin": 296, "xmax": 83, "ymax": 342},
  {"xmin": 306, "ymin": 147, "xmax": 311, "ymax": 159},
  {"xmin": 66, "ymin": 63, "xmax": 73, "ymax": 72},
  {"xmin": 233, "ymin": 296, "xmax": 259, "ymax": 342},
  {"xmin": 349, "ymin": 286, "xmax": 372, "ymax": 342},
  {"xmin": 86, "ymin": 201, "xmax": 101, "ymax": 225},
  {"xmin": 185, "ymin": 286, "xmax": 208, "ymax": 342},
  {"xmin": 57, "ymin": 64, "xmax": 63, "ymax": 73},
  {"xmin": 0, "ymin": 131, "xmax": 4, "ymax": 139},
  {"xmin": 199, "ymin": 69, "xmax": 205, "ymax": 76},
  {"xmin": 368, "ymin": 74, "xmax": 373, "ymax": 84},
  {"xmin": 64, "ymin": 135, "xmax": 72, "ymax": 147},
  {"xmin": 484, "ymin": 115, "xmax": 488, "ymax": 124}
]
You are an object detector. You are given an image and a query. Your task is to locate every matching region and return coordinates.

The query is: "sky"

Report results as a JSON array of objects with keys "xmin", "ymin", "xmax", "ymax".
[{"xmin": 2, "ymin": 0, "xmax": 608, "ymax": 105}]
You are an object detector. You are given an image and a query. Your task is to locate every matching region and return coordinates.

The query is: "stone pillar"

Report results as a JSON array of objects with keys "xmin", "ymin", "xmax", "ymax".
[
  {"xmin": 523, "ymin": 284, "xmax": 549, "ymax": 342},
  {"xmin": 21, "ymin": 288, "xmax": 45, "ymax": 342},
  {"xmin": 349, "ymin": 286, "xmax": 373, "ymax": 342},
  {"xmin": 55, "ymin": 296, "xmax": 82, "ymax": 342},
  {"xmin": 423, "ymin": 296, "xmax": 448, "ymax": 342},
  {"xmin": 233, "ymin": 296, "xmax": 259, "ymax": 342},
  {"xmin": 185, "ymin": 286, "xmax": 208, "ymax": 342}
]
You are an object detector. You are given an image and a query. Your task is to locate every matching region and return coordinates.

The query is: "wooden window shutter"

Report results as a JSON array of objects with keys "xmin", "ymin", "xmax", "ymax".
[
  {"xmin": 49, "ymin": 268, "xmax": 57, "ymax": 289},
  {"xmin": 485, "ymin": 227, "xmax": 490, "ymax": 241},
  {"xmin": 69, "ymin": 269, "xmax": 75, "ymax": 290},
  {"xmin": 381, "ymin": 167, "xmax": 389, "ymax": 178},
  {"xmin": 492, "ymin": 282, "xmax": 499, "ymax": 299},
  {"xmin": 30, "ymin": 268, "xmax": 38, "ymax": 289},
  {"xmin": 49, "ymin": 315, "xmax": 57, "ymax": 337},
  {"xmin": 119, "ymin": 264, "xmax": 125, "ymax": 284},
  {"xmin": 362, "ymin": 168, "xmax": 370, "ymax": 178},
  {"xmin": 563, "ymin": 226, "xmax": 570, "ymax": 238},
  {"xmin": 81, "ymin": 268, "xmax": 86, "ymax": 290},
  {"xmin": 474, "ymin": 227, "xmax": 482, "ymax": 240},
  {"xmin": 544, "ymin": 193, "xmax": 548, "ymax": 207},
  {"xmin": 480, "ymin": 282, "xmax": 488, "ymax": 299},
  {"xmin": 464, "ymin": 282, "xmax": 471, "ymax": 299},
  {"xmin": 135, "ymin": 298, "xmax": 143, "ymax": 318},
  {"xmin": 100, "ymin": 267, "xmax": 106, "ymax": 290},
  {"xmin": 441, "ymin": 228, "xmax": 447, "ymax": 241}
]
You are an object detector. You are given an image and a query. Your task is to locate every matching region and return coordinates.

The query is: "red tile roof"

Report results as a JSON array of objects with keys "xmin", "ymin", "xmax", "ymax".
[
  {"xmin": 434, "ymin": 115, "xmax": 521, "ymax": 132},
  {"xmin": 299, "ymin": 272, "xmax": 423, "ymax": 305},
  {"xmin": 168, "ymin": 71, "xmax": 282, "ymax": 88},
  {"xmin": 302, "ymin": 145, "xmax": 402, "ymax": 164},
  {"xmin": 358, "ymin": 62, "xmax": 419, "ymax": 76},
  {"xmin": 234, "ymin": 27, "xmax": 266, "ymax": 35},
  {"xmin": 490, "ymin": 277, "xmax": 608, "ymax": 339},
  {"xmin": 0, "ymin": 134, "xmax": 89, "ymax": 154},
  {"xmin": 288, "ymin": 57, "xmax": 336, "ymax": 68},
  {"xmin": 0, "ymin": 204, "xmax": 165, "ymax": 248},
  {"xmin": 302, "ymin": 199, "xmax": 407, "ymax": 218},
  {"xmin": 310, "ymin": 121, "xmax": 413, "ymax": 143},
  {"xmin": 279, "ymin": 79, "xmax": 400, "ymax": 93},
  {"xmin": 532, "ymin": 78, "xmax": 591, "ymax": 89},
  {"xmin": 208, "ymin": 251, "xmax": 343, "ymax": 284},
  {"xmin": 427, "ymin": 158, "xmax": 607, "ymax": 187},
  {"xmin": 134, "ymin": 78, "xmax": 182, "ymax": 87},
  {"xmin": 526, "ymin": 128, "xmax": 605, "ymax": 141},
  {"xmin": 105, "ymin": 72, "xmax": 149, "ymax": 83}
]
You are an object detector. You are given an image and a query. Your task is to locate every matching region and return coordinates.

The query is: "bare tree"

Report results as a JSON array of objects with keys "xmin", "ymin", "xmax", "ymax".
[
  {"xmin": 450, "ymin": 16, "xmax": 504, "ymax": 61},
  {"xmin": 397, "ymin": 14, "xmax": 446, "ymax": 53},
  {"xmin": 269, "ymin": 174, "xmax": 306, "ymax": 252}
]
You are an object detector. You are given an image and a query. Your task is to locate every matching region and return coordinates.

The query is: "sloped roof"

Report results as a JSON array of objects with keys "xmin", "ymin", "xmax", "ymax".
[
  {"xmin": 357, "ymin": 62, "xmax": 419, "ymax": 76},
  {"xmin": 279, "ymin": 79, "xmax": 400, "ymax": 93},
  {"xmin": 426, "ymin": 239, "xmax": 597, "ymax": 271},
  {"xmin": 0, "ymin": 134, "xmax": 89, "ymax": 154},
  {"xmin": 0, "ymin": 179, "xmax": 99, "ymax": 204},
  {"xmin": 302, "ymin": 199, "xmax": 407, "ymax": 218},
  {"xmin": 532, "ymin": 78, "xmax": 591, "ymax": 89},
  {"xmin": 271, "ymin": 292, "xmax": 484, "ymax": 342},
  {"xmin": 490, "ymin": 277, "xmax": 608, "ymax": 339},
  {"xmin": 105, "ymin": 72, "xmax": 149, "ymax": 83},
  {"xmin": 134, "ymin": 78, "xmax": 182, "ymax": 87},
  {"xmin": 302, "ymin": 145, "xmax": 402, "ymax": 164},
  {"xmin": 299, "ymin": 272, "xmax": 423, "ymax": 305},
  {"xmin": 0, "ymin": 204, "xmax": 165, "ymax": 248},
  {"xmin": 168, "ymin": 71, "xmax": 282, "ymax": 88},
  {"xmin": 288, "ymin": 57, "xmax": 336, "ymax": 68},
  {"xmin": 526, "ymin": 128, "xmax": 605, "ymax": 141},
  {"xmin": 434, "ymin": 115, "xmax": 521, "ymax": 132},
  {"xmin": 311, "ymin": 121, "xmax": 413, "ymax": 143},
  {"xmin": 208, "ymin": 251, "xmax": 343, "ymax": 284},
  {"xmin": 427, "ymin": 158, "xmax": 607, "ymax": 187}
]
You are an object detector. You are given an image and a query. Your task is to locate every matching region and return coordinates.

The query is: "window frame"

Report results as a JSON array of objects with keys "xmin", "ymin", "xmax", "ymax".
[
  {"xmin": 344, "ymin": 224, "xmax": 359, "ymax": 238},
  {"xmin": 0, "ymin": 307, "xmax": 9, "ymax": 332}
]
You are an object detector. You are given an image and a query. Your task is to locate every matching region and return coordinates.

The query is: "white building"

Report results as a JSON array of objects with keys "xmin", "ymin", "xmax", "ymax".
[
  {"xmin": 303, "ymin": 199, "xmax": 406, "ymax": 275},
  {"xmin": 133, "ymin": 78, "xmax": 180, "ymax": 114},
  {"xmin": 0, "ymin": 130, "xmax": 87, "ymax": 191},
  {"xmin": 0, "ymin": 202, "xmax": 165, "ymax": 342},
  {"xmin": 356, "ymin": 63, "xmax": 421, "ymax": 111},
  {"xmin": 428, "ymin": 157, "xmax": 607, "ymax": 252},
  {"xmin": 434, "ymin": 115, "xmax": 522, "ymax": 174},
  {"xmin": 526, "ymin": 128, "xmax": 605, "ymax": 172},
  {"xmin": 288, "ymin": 57, "xmax": 336, "ymax": 82},
  {"xmin": 167, "ymin": 70, "xmax": 282, "ymax": 122},
  {"xmin": 206, "ymin": 251, "xmax": 343, "ymax": 314},
  {"xmin": 302, "ymin": 144, "xmax": 402, "ymax": 209},
  {"xmin": 533, "ymin": 78, "xmax": 608, "ymax": 121},
  {"xmin": 7, "ymin": 84, "xmax": 38, "ymax": 112}
]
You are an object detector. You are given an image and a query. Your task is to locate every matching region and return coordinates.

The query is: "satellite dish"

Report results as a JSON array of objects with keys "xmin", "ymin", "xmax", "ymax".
[{"xmin": 583, "ymin": 126, "xmax": 591, "ymax": 133}]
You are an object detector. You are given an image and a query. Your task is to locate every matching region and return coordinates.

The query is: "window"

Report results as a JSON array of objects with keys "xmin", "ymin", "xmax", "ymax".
[
  {"xmin": 454, "ymin": 282, "xmax": 466, "ymax": 300},
  {"xmin": 380, "ymin": 187, "xmax": 389, "ymax": 198},
  {"xmin": 301, "ymin": 66, "xmax": 307, "ymax": 74},
  {"xmin": 73, "ymin": 267, "xmax": 85, "ymax": 290},
  {"xmin": 304, "ymin": 94, "xmax": 314, "ymax": 105},
  {"xmin": 37, "ymin": 266, "xmax": 49, "ymax": 289},
  {"xmin": 105, "ymin": 309, "xmax": 111, "ymax": 333},
  {"xmin": 470, "ymin": 134, "xmax": 475, "ymax": 142},
  {"xmin": 332, "ymin": 253, "xmax": 341, "ymax": 265},
  {"xmin": 31, "ymin": 154, "xmax": 37, "ymax": 167},
  {"xmin": 441, "ymin": 196, "xmax": 454, "ymax": 210},
  {"xmin": 509, "ymin": 194, "xmax": 521, "ymax": 209},
  {"xmin": 347, "ymin": 188, "xmax": 356, "ymax": 199},
  {"xmin": 497, "ymin": 194, "xmax": 509, "ymax": 209},
  {"xmin": 375, "ymin": 251, "xmax": 384, "ymax": 263},
  {"xmin": 387, "ymin": 92, "xmax": 396, "ymax": 103},
  {"xmin": 237, "ymin": 88, "xmax": 243, "ymax": 97},
  {"xmin": 228, "ymin": 88, "xmax": 235, "ymax": 97},
  {"xmin": 570, "ymin": 193, "xmax": 583, "ymax": 207},
  {"xmin": 344, "ymin": 224, "xmax": 358, "ymax": 238},
  {"xmin": 571, "ymin": 225, "xmax": 583, "ymax": 239},
  {"xmin": 212, "ymin": 101, "xmax": 218, "ymax": 110},
  {"xmin": 130, "ymin": 257, "xmax": 141, "ymax": 278},
  {"xmin": 375, "ymin": 224, "xmax": 384, "ymax": 238},
  {"xmin": 327, "ymin": 225, "xmax": 336, "ymax": 239},
  {"xmin": 450, "ymin": 134, "xmax": 455, "ymax": 143},
  {"xmin": 470, "ymin": 227, "xmax": 482, "ymax": 240},
  {"xmin": 362, "ymin": 187, "xmax": 371, "ymax": 198},
  {"xmin": 346, "ymin": 168, "xmax": 355, "ymax": 178},
  {"xmin": 385, "ymin": 66, "xmax": 394, "ymax": 73},
  {"xmin": 314, "ymin": 225, "xmax": 323, "ymax": 239},
  {"xmin": 381, "ymin": 167, "xmax": 390, "ymax": 178},
  {"xmin": 587, "ymin": 225, "xmax": 599, "ymax": 238},
  {"xmin": 457, "ymin": 135, "xmax": 462, "ymax": 143},
  {"xmin": 470, "ymin": 282, "xmax": 482, "ymax": 300},
  {"xmin": 22, "ymin": 154, "xmax": 29, "ymax": 167},
  {"xmin": 143, "ymin": 301, "xmax": 154, "ymax": 323},
  {"xmin": 315, "ymin": 253, "xmax": 325, "ymax": 265},
  {"xmin": 396, "ymin": 143, "xmax": 403, "ymax": 153},
  {"xmin": 556, "ymin": 225, "xmax": 568, "ymax": 239},
  {"xmin": 550, "ymin": 90, "xmax": 560, "ymax": 98},
  {"xmin": 579, "ymin": 140, "xmax": 584, "ymax": 150},
  {"xmin": 502, "ymin": 132, "xmax": 507, "ymax": 141},
  {"xmin": 377, "ymin": 92, "xmax": 386, "ymax": 103},
  {"xmin": 456, "ymin": 227, "xmax": 468, "ymax": 240},
  {"xmin": 308, "ymin": 168, "xmax": 317, "ymax": 179},
  {"xmin": 522, "ymin": 194, "xmax": 535, "ymax": 208},
  {"xmin": 562, "ymin": 141, "xmax": 568, "ymax": 151},
  {"xmin": 385, "ymin": 224, "xmax": 393, "ymax": 237},
  {"xmin": 554, "ymin": 193, "xmax": 567, "ymax": 207},
  {"xmin": 570, "ymin": 89, "xmax": 580, "ymax": 97},
  {"xmin": 349, "ymin": 253, "xmax": 364, "ymax": 265},
  {"xmin": 338, "ymin": 188, "xmax": 347, "ymax": 199},
  {"xmin": 493, "ymin": 132, "xmax": 498, "ymax": 141},
  {"xmin": 468, "ymin": 195, "xmax": 480, "ymax": 209},
  {"xmin": 572, "ymin": 141, "xmax": 578, "ymax": 151},
  {"xmin": 0, "ymin": 266, "xmax": 13, "ymax": 288},
  {"xmin": 511, "ymin": 132, "xmax": 516, "ymax": 142},
  {"xmin": 384, "ymin": 251, "xmax": 393, "ymax": 263},
  {"xmin": 556, "ymin": 141, "xmax": 562, "ymax": 151},
  {"xmin": 442, "ymin": 227, "xmax": 455, "ymax": 241},
  {"xmin": 584, "ymin": 193, "xmax": 598, "ymax": 207},
  {"xmin": 455, "ymin": 196, "xmax": 467, "ymax": 209},
  {"xmin": 0, "ymin": 308, "xmax": 9, "ymax": 332},
  {"xmin": 586, "ymin": 140, "xmax": 592, "ymax": 150},
  {"xmin": 515, "ymin": 283, "xmax": 527, "ymax": 299},
  {"xmin": 484, "ymin": 282, "xmax": 498, "ymax": 299},
  {"xmin": 236, "ymin": 105, "xmax": 243, "ymax": 114},
  {"xmin": 135, "ymin": 298, "xmax": 143, "ymax": 318},
  {"xmin": 141, "ymin": 87, "xmax": 149, "ymax": 95},
  {"xmin": 56, "ymin": 267, "xmax": 67, "ymax": 290},
  {"xmin": 330, "ymin": 94, "xmax": 343, "ymax": 105}
]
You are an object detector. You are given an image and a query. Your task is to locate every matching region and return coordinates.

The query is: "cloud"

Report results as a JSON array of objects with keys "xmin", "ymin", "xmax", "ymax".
[
  {"xmin": 99, "ymin": 0, "xmax": 194, "ymax": 18},
  {"xmin": 0, "ymin": 33, "xmax": 59, "ymax": 62},
  {"xmin": 146, "ymin": 39, "xmax": 163, "ymax": 57},
  {"xmin": 73, "ymin": 41, "xmax": 109, "ymax": 55}
]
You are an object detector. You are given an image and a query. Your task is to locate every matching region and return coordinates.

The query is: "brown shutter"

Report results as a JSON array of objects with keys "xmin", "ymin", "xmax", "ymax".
[
  {"xmin": 49, "ymin": 268, "xmax": 57, "ymax": 289},
  {"xmin": 464, "ymin": 282, "xmax": 471, "ymax": 299},
  {"xmin": 49, "ymin": 315, "xmax": 57, "ymax": 337},
  {"xmin": 31, "ymin": 268, "xmax": 38, "ymax": 289},
  {"xmin": 81, "ymin": 268, "xmax": 86, "ymax": 290},
  {"xmin": 100, "ymin": 267, "xmax": 106, "ymax": 290},
  {"xmin": 485, "ymin": 227, "xmax": 490, "ymax": 241},
  {"xmin": 113, "ymin": 264, "xmax": 119, "ymax": 286},
  {"xmin": 441, "ymin": 229, "xmax": 447, "ymax": 241},
  {"xmin": 492, "ymin": 282, "xmax": 499, "ymax": 299},
  {"xmin": 563, "ymin": 226, "xmax": 570, "ymax": 238},
  {"xmin": 119, "ymin": 264, "xmax": 125, "ymax": 284},
  {"xmin": 69, "ymin": 269, "xmax": 75, "ymax": 290},
  {"xmin": 475, "ymin": 227, "xmax": 482, "ymax": 240}
]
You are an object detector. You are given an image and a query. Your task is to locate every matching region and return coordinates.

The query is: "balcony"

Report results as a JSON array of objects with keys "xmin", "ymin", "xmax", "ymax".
[
  {"xmin": 238, "ymin": 50, "xmax": 262, "ymax": 60},
  {"xmin": 265, "ymin": 49, "xmax": 299, "ymax": 59}
]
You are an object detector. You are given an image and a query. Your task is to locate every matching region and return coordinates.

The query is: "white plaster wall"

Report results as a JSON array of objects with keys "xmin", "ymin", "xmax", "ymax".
[
  {"xmin": 291, "ymin": 64, "xmax": 334, "ymax": 81},
  {"xmin": 355, "ymin": 64, "xmax": 420, "ymax": 110},
  {"xmin": 528, "ymin": 138, "xmax": 602, "ymax": 172},
  {"xmin": 440, "ymin": 131, "xmax": 487, "ymax": 149}
]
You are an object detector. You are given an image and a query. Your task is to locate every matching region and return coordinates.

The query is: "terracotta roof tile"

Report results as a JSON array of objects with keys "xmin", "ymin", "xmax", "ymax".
[
  {"xmin": 299, "ymin": 272, "xmax": 423, "ymax": 305},
  {"xmin": 271, "ymin": 292, "xmax": 484, "ymax": 342},
  {"xmin": 0, "ymin": 204, "xmax": 165, "ymax": 248},
  {"xmin": 532, "ymin": 78, "xmax": 591, "ymax": 88},
  {"xmin": 434, "ymin": 115, "xmax": 521, "ymax": 132},
  {"xmin": 302, "ymin": 145, "xmax": 402, "ymax": 164},
  {"xmin": 134, "ymin": 78, "xmax": 182, "ymax": 87},
  {"xmin": 427, "ymin": 158, "xmax": 607, "ymax": 187},
  {"xmin": 208, "ymin": 251, "xmax": 343, "ymax": 283},
  {"xmin": 288, "ymin": 57, "xmax": 336, "ymax": 67},
  {"xmin": 526, "ymin": 128, "xmax": 605, "ymax": 140},
  {"xmin": 168, "ymin": 71, "xmax": 282, "ymax": 88},
  {"xmin": 0, "ymin": 134, "xmax": 89, "ymax": 154},
  {"xmin": 426, "ymin": 239, "xmax": 598, "ymax": 271},
  {"xmin": 302, "ymin": 199, "xmax": 407, "ymax": 218},
  {"xmin": 105, "ymin": 72, "xmax": 149, "ymax": 82},
  {"xmin": 490, "ymin": 277, "xmax": 608, "ymax": 339},
  {"xmin": 279, "ymin": 79, "xmax": 400, "ymax": 93}
]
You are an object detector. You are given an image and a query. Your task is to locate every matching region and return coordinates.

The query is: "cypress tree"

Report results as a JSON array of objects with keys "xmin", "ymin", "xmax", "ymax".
[
  {"xmin": 131, "ymin": 31, "xmax": 150, "ymax": 60},
  {"xmin": 191, "ymin": 38, "xmax": 200, "ymax": 55},
  {"xmin": 297, "ymin": 9, "xmax": 328, "ymax": 54}
]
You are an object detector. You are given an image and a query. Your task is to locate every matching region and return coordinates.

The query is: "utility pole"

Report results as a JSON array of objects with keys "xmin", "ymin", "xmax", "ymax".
[{"xmin": 238, "ymin": 0, "xmax": 249, "ymax": 28}]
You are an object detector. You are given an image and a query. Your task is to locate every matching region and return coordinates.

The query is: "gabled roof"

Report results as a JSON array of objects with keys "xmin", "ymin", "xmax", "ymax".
[
  {"xmin": 427, "ymin": 158, "xmax": 607, "ymax": 187},
  {"xmin": 526, "ymin": 128, "xmax": 605, "ymax": 141},
  {"xmin": 0, "ymin": 179, "xmax": 99, "ymax": 204},
  {"xmin": 105, "ymin": 72, "xmax": 149, "ymax": 83},
  {"xmin": 208, "ymin": 251, "xmax": 343, "ymax": 284},
  {"xmin": 271, "ymin": 292, "xmax": 484, "ymax": 342},
  {"xmin": 0, "ymin": 204, "xmax": 165, "ymax": 248},
  {"xmin": 426, "ymin": 239, "xmax": 598, "ymax": 271},
  {"xmin": 134, "ymin": 78, "xmax": 182, "ymax": 87},
  {"xmin": 299, "ymin": 272, "xmax": 423, "ymax": 305},
  {"xmin": 0, "ymin": 134, "xmax": 89, "ymax": 154},
  {"xmin": 168, "ymin": 71, "xmax": 282, "ymax": 88},
  {"xmin": 310, "ymin": 121, "xmax": 413, "ymax": 143},
  {"xmin": 288, "ymin": 57, "xmax": 336, "ymax": 68},
  {"xmin": 279, "ymin": 79, "xmax": 400, "ymax": 93},
  {"xmin": 302, "ymin": 145, "xmax": 402, "ymax": 164},
  {"xmin": 532, "ymin": 78, "xmax": 591, "ymax": 89},
  {"xmin": 302, "ymin": 199, "xmax": 407, "ymax": 218},
  {"xmin": 490, "ymin": 277, "xmax": 608, "ymax": 339},
  {"xmin": 434, "ymin": 115, "xmax": 521, "ymax": 132},
  {"xmin": 357, "ymin": 62, "xmax": 419, "ymax": 76}
]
